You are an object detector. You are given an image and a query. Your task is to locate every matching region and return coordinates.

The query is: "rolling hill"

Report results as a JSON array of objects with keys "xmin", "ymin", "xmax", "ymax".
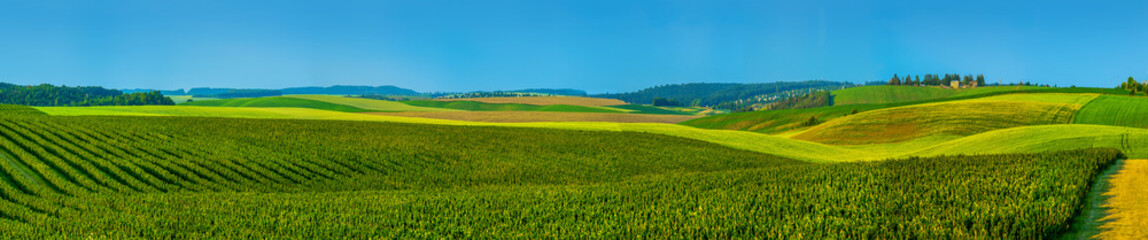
[
  {"xmin": 791, "ymin": 96, "xmax": 1086, "ymax": 145},
  {"xmin": 682, "ymin": 87, "xmax": 1128, "ymax": 133},
  {"xmin": 1073, "ymin": 95, "xmax": 1148, "ymax": 128}
]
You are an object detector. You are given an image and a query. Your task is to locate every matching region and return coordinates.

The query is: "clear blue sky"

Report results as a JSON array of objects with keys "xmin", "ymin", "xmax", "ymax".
[{"xmin": 1, "ymin": 0, "xmax": 1146, "ymax": 93}]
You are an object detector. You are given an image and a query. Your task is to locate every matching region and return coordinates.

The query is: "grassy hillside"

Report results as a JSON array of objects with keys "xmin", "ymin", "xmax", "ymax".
[
  {"xmin": 910, "ymin": 124, "xmax": 1148, "ymax": 159},
  {"xmin": 831, "ymin": 85, "xmax": 955, "ymax": 105},
  {"xmin": 0, "ymin": 106, "xmax": 1124, "ymax": 238},
  {"xmin": 284, "ymin": 95, "xmax": 457, "ymax": 112},
  {"xmin": 181, "ymin": 97, "xmax": 373, "ymax": 112},
  {"xmin": 792, "ymin": 97, "xmax": 1086, "ymax": 145},
  {"xmin": 831, "ymin": 85, "xmax": 1122, "ymax": 106},
  {"xmin": 434, "ymin": 96, "xmax": 626, "ymax": 106},
  {"xmin": 1074, "ymin": 95, "xmax": 1148, "ymax": 128}
]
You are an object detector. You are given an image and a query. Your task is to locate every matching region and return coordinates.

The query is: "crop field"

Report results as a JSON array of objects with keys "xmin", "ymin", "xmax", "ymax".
[
  {"xmin": 180, "ymin": 97, "xmax": 374, "ymax": 112},
  {"xmin": 0, "ymin": 106, "xmax": 1126, "ymax": 238},
  {"xmin": 366, "ymin": 111, "xmax": 700, "ymax": 123},
  {"xmin": 792, "ymin": 100, "xmax": 1082, "ymax": 144},
  {"xmin": 433, "ymin": 96, "xmax": 627, "ymax": 106},
  {"xmin": 1074, "ymin": 95, "xmax": 1148, "ymax": 128}
]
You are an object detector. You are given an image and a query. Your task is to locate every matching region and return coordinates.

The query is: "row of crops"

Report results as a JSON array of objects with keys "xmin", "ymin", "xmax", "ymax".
[{"xmin": 0, "ymin": 104, "xmax": 1125, "ymax": 238}]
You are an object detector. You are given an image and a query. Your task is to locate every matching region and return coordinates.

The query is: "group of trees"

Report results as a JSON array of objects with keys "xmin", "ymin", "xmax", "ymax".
[
  {"xmin": 887, "ymin": 74, "xmax": 986, "ymax": 87},
  {"xmin": 1119, "ymin": 76, "xmax": 1148, "ymax": 95},
  {"xmin": 766, "ymin": 91, "xmax": 831, "ymax": 111},
  {"xmin": 0, "ymin": 83, "xmax": 173, "ymax": 106}
]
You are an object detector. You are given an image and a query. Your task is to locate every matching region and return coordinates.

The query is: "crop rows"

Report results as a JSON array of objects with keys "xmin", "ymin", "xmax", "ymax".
[{"xmin": 0, "ymin": 104, "xmax": 1125, "ymax": 238}]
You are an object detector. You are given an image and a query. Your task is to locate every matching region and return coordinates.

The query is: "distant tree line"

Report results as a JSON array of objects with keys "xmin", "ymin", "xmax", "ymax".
[
  {"xmin": 436, "ymin": 92, "xmax": 551, "ymax": 99},
  {"xmin": 594, "ymin": 81, "xmax": 855, "ymax": 109},
  {"xmin": 1119, "ymin": 76, "xmax": 1148, "ymax": 95},
  {"xmin": 651, "ymin": 97, "xmax": 683, "ymax": 107},
  {"xmin": 0, "ymin": 82, "xmax": 174, "ymax": 106},
  {"xmin": 887, "ymin": 74, "xmax": 986, "ymax": 87}
]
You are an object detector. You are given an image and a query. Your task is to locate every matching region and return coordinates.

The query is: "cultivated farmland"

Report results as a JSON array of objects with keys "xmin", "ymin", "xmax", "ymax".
[{"xmin": 0, "ymin": 106, "xmax": 1126, "ymax": 238}]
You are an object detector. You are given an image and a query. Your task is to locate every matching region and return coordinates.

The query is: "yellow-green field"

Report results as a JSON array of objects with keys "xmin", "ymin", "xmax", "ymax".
[{"xmin": 792, "ymin": 98, "xmax": 1083, "ymax": 145}]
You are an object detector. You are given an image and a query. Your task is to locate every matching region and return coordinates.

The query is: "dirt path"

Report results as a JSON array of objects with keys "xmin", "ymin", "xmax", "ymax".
[{"xmin": 1097, "ymin": 159, "xmax": 1148, "ymax": 240}]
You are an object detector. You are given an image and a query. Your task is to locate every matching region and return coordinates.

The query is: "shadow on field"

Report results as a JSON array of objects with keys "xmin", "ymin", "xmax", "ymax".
[{"xmin": 1059, "ymin": 158, "xmax": 1124, "ymax": 239}]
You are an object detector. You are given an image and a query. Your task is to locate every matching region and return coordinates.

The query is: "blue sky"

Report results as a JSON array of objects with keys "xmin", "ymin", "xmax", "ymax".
[{"xmin": 1, "ymin": 0, "xmax": 1146, "ymax": 93}]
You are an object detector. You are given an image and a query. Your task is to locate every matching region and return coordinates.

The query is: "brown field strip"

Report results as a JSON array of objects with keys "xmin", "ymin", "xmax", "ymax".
[
  {"xmin": 364, "ymin": 111, "xmax": 700, "ymax": 123},
  {"xmin": 1098, "ymin": 159, "xmax": 1148, "ymax": 240},
  {"xmin": 433, "ymin": 96, "xmax": 627, "ymax": 106}
]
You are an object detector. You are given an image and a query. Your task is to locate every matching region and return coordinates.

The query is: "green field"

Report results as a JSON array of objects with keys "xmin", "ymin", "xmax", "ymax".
[
  {"xmin": 0, "ymin": 106, "xmax": 1127, "ymax": 238},
  {"xmin": 910, "ymin": 124, "xmax": 1148, "ymax": 158},
  {"xmin": 1073, "ymin": 95, "xmax": 1148, "ymax": 128},
  {"xmin": 831, "ymin": 85, "xmax": 956, "ymax": 105},
  {"xmin": 181, "ymin": 96, "xmax": 374, "ymax": 112}
]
